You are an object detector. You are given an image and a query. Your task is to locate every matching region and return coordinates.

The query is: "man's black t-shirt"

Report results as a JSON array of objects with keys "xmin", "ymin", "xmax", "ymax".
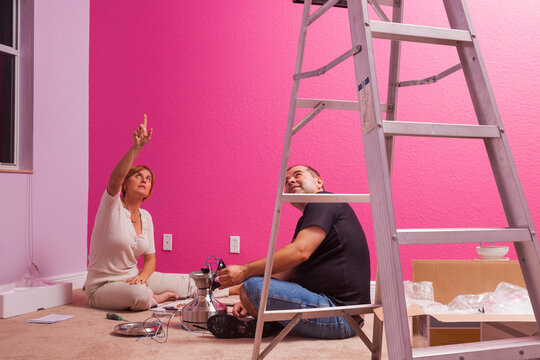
[{"xmin": 291, "ymin": 194, "xmax": 371, "ymax": 306}]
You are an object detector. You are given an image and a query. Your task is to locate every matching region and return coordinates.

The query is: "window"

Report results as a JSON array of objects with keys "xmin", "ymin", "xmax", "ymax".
[
  {"xmin": 0, "ymin": 0, "xmax": 32, "ymax": 172},
  {"xmin": 0, "ymin": 0, "xmax": 17, "ymax": 166}
]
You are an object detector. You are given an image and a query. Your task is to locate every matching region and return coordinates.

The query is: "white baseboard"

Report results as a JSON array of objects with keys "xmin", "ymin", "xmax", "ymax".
[{"xmin": 44, "ymin": 271, "xmax": 87, "ymax": 290}]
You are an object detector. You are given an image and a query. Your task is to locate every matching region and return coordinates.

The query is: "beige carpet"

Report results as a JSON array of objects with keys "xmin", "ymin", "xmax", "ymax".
[{"xmin": 0, "ymin": 289, "xmax": 387, "ymax": 360}]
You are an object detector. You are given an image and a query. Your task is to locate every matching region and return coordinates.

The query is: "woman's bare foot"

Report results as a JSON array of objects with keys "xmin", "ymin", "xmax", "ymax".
[{"xmin": 153, "ymin": 291, "xmax": 179, "ymax": 304}]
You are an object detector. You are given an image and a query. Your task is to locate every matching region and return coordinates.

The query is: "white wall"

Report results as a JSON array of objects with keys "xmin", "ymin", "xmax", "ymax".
[{"xmin": 0, "ymin": 0, "xmax": 89, "ymax": 287}]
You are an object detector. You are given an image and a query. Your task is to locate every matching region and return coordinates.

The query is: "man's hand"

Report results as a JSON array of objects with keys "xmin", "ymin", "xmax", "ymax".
[
  {"xmin": 217, "ymin": 265, "xmax": 248, "ymax": 288},
  {"xmin": 232, "ymin": 301, "xmax": 248, "ymax": 318}
]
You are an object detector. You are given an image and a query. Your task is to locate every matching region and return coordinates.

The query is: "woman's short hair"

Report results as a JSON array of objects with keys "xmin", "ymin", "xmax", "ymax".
[{"xmin": 121, "ymin": 165, "xmax": 155, "ymax": 201}]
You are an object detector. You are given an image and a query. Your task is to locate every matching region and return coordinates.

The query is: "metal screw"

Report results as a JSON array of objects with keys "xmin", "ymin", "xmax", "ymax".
[
  {"xmin": 391, "ymin": 235, "xmax": 398, "ymax": 241},
  {"xmin": 500, "ymin": 128, "xmax": 505, "ymax": 134},
  {"xmin": 365, "ymin": 22, "xmax": 370, "ymax": 26},
  {"xmin": 519, "ymin": 350, "xmax": 525, "ymax": 355},
  {"xmin": 459, "ymin": 356, "xmax": 465, "ymax": 360}
]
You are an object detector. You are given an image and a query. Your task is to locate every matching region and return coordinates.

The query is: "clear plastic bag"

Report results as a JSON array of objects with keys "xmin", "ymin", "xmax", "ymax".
[
  {"xmin": 447, "ymin": 292, "xmax": 494, "ymax": 313},
  {"xmin": 404, "ymin": 280, "xmax": 533, "ymax": 315},
  {"xmin": 16, "ymin": 273, "xmax": 50, "ymax": 287},
  {"xmin": 403, "ymin": 281, "xmax": 448, "ymax": 313},
  {"xmin": 484, "ymin": 282, "xmax": 533, "ymax": 314}
]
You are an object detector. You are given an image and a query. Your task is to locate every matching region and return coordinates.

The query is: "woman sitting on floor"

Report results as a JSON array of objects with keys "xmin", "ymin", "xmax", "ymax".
[{"xmin": 84, "ymin": 115, "xmax": 197, "ymax": 310}]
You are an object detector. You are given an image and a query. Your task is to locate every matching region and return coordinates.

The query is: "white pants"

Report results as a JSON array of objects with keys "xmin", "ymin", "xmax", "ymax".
[{"xmin": 86, "ymin": 271, "xmax": 196, "ymax": 311}]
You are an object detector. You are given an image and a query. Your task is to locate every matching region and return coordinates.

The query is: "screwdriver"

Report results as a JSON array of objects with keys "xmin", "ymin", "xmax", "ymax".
[{"xmin": 106, "ymin": 312, "xmax": 124, "ymax": 321}]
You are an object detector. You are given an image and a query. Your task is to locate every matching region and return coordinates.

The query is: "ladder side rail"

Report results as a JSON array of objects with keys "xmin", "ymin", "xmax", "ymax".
[
  {"xmin": 443, "ymin": 0, "xmax": 540, "ymax": 335},
  {"xmin": 348, "ymin": 0, "xmax": 412, "ymax": 358},
  {"xmin": 251, "ymin": 1, "xmax": 314, "ymax": 359},
  {"xmin": 442, "ymin": 0, "xmax": 535, "ymax": 229},
  {"xmin": 383, "ymin": 0, "xmax": 403, "ymax": 179},
  {"xmin": 372, "ymin": 270, "xmax": 384, "ymax": 360},
  {"xmin": 373, "ymin": 2, "xmax": 404, "ymax": 358}
]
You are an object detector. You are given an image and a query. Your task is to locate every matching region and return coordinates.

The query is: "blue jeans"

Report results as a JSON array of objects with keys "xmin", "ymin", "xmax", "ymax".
[{"xmin": 243, "ymin": 277, "xmax": 358, "ymax": 339}]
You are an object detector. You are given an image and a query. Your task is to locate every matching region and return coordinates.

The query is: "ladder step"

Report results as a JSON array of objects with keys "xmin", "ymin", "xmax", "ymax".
[
  {"xmin": 296, "ymin": 98, "xmax": 389, "ymax": 112},
  {"xmin": 413, "ymin": 336, "xmax": 540, "ymax": 360},
  {"xmin": 397, "ymin": 228, "xmax": 531, "ymax": 245},
  {"xmin": 382, "ymin": 121, "xmax": 501, "ymax": 139},
  {"xmin": 282, "ymin": 193, "xmax": 370, "ymax": 203},
  {"xmin": 370, "ymin": 20, "xmax": 472, "ymax": 46},
  {"xmin": 263, "ymin": 303, "xmax": 380, "ymax": 322}
]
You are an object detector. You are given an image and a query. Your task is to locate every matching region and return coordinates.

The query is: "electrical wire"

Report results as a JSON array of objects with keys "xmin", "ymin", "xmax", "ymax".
[
  {"xmin": 134, "ymin": 309, "xmax": 211, "ymax": 344},
  {"xmin": 134, "ymin": 255, "xmax": 225, "ymax": 344},
  {"xmin": 205, "ymin": 255, "xmax": 221, "ymax": 272}
]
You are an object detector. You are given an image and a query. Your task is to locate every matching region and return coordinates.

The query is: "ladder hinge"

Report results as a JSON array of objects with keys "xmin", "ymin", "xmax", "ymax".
[{"xmin": 386, "ymin": 104, "xmax": 395, "ymax": 114}]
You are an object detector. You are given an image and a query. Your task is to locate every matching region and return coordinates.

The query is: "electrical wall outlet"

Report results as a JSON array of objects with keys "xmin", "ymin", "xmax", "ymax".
[
  {"xmin": 230, "ymin": 236, "xmax": 240, "ymax": 254},
  {"xmin": 163, "ymin": 234, "xmax": 173, "ymax": 251}
]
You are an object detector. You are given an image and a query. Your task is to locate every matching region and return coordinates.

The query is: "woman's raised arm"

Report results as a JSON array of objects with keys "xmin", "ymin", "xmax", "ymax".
[{"xmin": 107, "ymin": 114, "xmax": 153, "ymax": 196}]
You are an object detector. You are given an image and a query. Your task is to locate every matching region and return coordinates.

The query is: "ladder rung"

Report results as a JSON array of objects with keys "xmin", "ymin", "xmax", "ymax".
[
  {"xmin": 370, "ymin": 20, "xmax": 472, "ymax": 46},
  {"xmin": 413, "ymin": 336, "xmax": 540, "ymax": 360},
  {"xmin": 263, "ymin": 303, "xmax": 380, "ymax": 322},
  {"xmin": 397, "ymin": 228, "xmax": 532, "ymax": 245},
  {"xmin": 383, "ymin": 121, "xmax": 501, "ymax": 139},
  {"xmin": 296, "ymin": 98, "xmax": 388, "ymax": 112},
  {"xmin": 282, "ymin": 193, "xmax": 370, "ymax": 203}
]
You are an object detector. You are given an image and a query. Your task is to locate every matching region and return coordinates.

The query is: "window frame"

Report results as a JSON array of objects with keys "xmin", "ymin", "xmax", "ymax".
[
  {"xmin": 1, "ymin": 0, "xmax": 33, "ymax": 174},
  {"xmin": 0, "ymin": 0, "xmax": 18, "ymax": 168}
]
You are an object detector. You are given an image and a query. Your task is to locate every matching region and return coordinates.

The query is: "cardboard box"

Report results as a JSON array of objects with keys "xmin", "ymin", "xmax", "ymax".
[{"xmin": 411, "ymin": 260, "xmax": 537, "ymax": 347}]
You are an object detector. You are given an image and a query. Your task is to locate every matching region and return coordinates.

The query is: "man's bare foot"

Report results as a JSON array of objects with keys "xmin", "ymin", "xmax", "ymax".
[{"xmin": 153, "ymin": 291, "xmax": 179, "ymax": 304}]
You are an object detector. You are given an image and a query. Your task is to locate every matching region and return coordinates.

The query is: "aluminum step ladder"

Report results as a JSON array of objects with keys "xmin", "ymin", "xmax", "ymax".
[{"xmin": 251, "ymin": 0, "xmax": 540, "ymax": 359}]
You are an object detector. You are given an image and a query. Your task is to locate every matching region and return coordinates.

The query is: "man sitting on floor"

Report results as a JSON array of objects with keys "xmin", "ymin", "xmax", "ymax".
[{"xmin": 208, "ymin": 165, "xmax": 371, "ymax": 339}]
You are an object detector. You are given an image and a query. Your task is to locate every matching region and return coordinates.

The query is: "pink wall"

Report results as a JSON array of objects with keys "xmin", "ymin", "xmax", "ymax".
[
  {"xmin": 89, "ymin": 0, "xmax": 540, "ymax": 281},
  {"xmin": 0, "ymin": 0, "xmax": 89, "ymax": 285}
]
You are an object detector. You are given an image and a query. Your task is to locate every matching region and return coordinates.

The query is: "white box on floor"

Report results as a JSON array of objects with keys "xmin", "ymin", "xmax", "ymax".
[{"xmin": 0, "ymin": 282, "xmax": 72, "ymax": 318}]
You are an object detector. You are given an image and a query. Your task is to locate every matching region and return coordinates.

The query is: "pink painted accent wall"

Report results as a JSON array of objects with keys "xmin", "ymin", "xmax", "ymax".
[
  {"xmin": 89, "ymin": 0, "xmax": 540, "ymax": 280},
  {"xmin": 0, "ymin": 0, "xmax": 89, "ymax": 285}
]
